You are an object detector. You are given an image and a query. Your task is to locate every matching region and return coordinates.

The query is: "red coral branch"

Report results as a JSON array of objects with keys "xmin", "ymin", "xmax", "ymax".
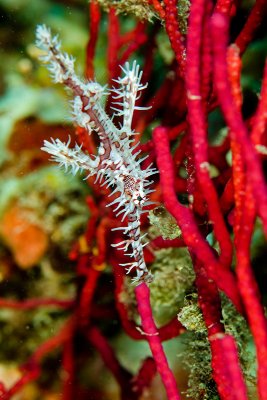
[
  {"xmin": 235, "ymin": 196, "xmax": 267, "ymax": 399},
  {"xmin": 194, "ymin": 261, "xmax": 248, "ymax": 399},
  {"xmin": 186, "ymin": 0, "xmax": 233, "ymax": 268},
  {"xmin": 211, "ymin": 12, "xmax": 267, "ymax": 237},
  {"xmin": 86, "ymin": 326, "xmax": 138, "ymax": 400},
  {"xmin": 163, "ymin": 0, "xmax": 186, "ymax": 75},
  {"xmin": 224, "ymin": 31, "xmax": 267, "ymax": 400},
  {"xmin": 150, "ymin": 236, "xmax": 185, "ymax": 249},
  {"xmin": 62, "ymin": 338, "xmax": 75, "ymax": 400},
  {"xmin": 149, "ymin": 0, "xmax": 166, "ymax": 18},
  {"xmin": 226, "ymin": 44, "xmax": 245, "ymax": 235},
  {"xmin": 214, "ymin": 0, "xmax": 234, "ymax": 15},
  {"xmin": 251, "ymin": 60, "xmax": 267, "ymax": 146},
  {"xmin": 153, "ymin": 126, "xmax": 242, "ymax": 311},
  {"xmin": 107, "ymin": 8, "xmax": 121, "ymax": 83},
  {"xmin": 119, "ymin": 22, "xmax": 147, "ymax": 66},
  {"xmin": 0, "ymin": 298, "xmax": 74, "ymax": 310},
  {"xmin": 132, "ymin": 357, "xmax": 157, "ymax": 395},
  {"xmin": 86, "ymin": 0, "xmax": 101, "ymax": 79},
  {"xmin": 210, "ymin": 335, "xmax": 248, "ymax": 400},
  {"xmin": 79, "ymin": 266, "xmax": 101, "ymax": 327},
  {"xmin": 135, "ymin": 282, "xmax": 181, "ymax": 400},
  {"xmin": 112, "ymin": 261, "xmax": 184, "ymax": 341},
  {"xmin": 200, "ymin": 0, "xmax": 213, "ymax": 106},
  {"xmin": 235, "ymin": 0, "xmax": 267, "ymax": 54}
]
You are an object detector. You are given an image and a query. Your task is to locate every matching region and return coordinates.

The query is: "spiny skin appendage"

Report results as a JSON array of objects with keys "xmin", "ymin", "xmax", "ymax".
[{"xmin": 37, "ymin": 24, "xmax": 156, "ymax": 284}]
